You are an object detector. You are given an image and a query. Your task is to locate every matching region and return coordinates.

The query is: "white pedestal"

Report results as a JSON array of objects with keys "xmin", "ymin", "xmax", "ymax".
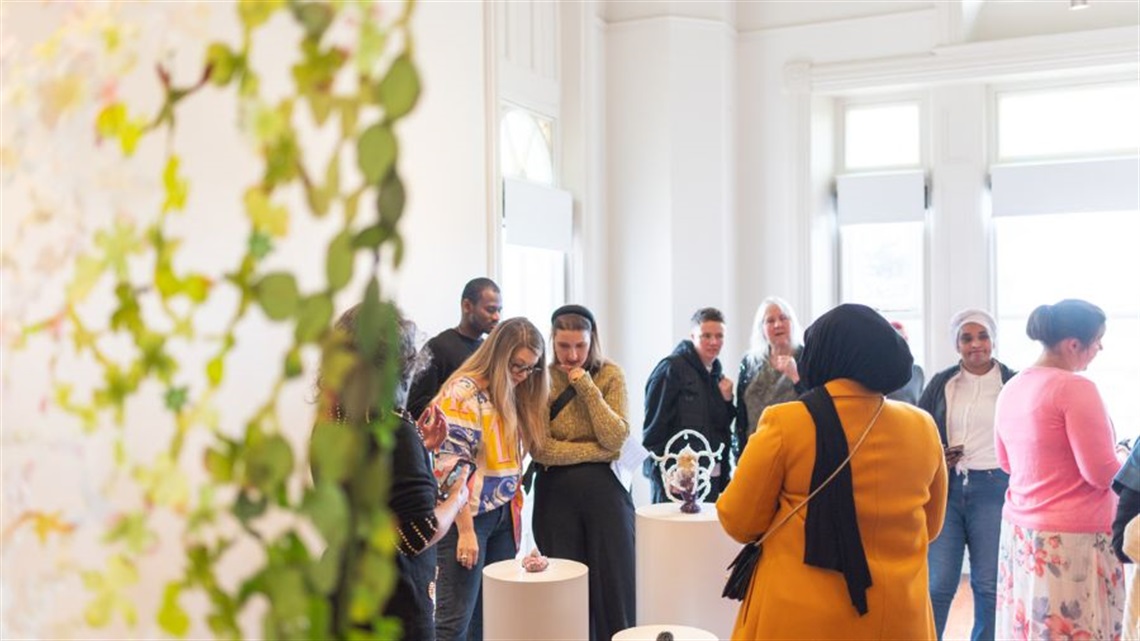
[
  {"xmin": 635, "ymin": 503, "xmax": 738, "ymax": 641},
  {"xmin": 613, "ymin": 623, "xmax": 719, "ymax": 640},
  {"xmin": 483, "ymin": 558, "xmax": 589, "ymax": 640}
]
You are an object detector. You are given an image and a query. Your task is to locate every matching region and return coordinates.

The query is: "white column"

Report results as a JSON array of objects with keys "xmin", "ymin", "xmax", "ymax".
[{"xmin": 927, "ymin": 84, "xmax": 990, "ymax": 369}]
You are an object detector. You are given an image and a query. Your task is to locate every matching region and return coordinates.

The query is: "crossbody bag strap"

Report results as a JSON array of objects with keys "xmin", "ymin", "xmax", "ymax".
[
  {"xmin": 549, "ymin": 384, "xmax": 578, "ymax": 422},
  {"xmin": 750, "ymin": 397, "xmax": 885, "ymax": 549}
]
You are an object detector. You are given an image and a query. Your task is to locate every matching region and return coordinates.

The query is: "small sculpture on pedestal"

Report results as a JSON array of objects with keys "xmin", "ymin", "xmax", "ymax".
[{"xmin": 649, "ymin": 429, "xmax": 724, "ymax": 513}]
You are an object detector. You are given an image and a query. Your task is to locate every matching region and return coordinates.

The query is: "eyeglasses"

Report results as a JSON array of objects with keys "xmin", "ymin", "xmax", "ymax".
[{"xmin": 509, "ymin": 361, "xmax": 542, "ymax": 376}]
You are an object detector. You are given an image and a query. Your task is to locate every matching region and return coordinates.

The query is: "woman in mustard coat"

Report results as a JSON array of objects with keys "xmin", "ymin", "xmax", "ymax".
[{"xmin": 717, "ymin": 304, "xmax": 948, "ymax": 640}]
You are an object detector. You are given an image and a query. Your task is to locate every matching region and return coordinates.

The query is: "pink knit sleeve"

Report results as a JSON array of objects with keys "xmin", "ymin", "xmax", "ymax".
[
  {"xmin": 994, "ymin": 393, "xmax": 1011, "ymax": 473},
  {"xmin": 1060, "ymin": 375, "xmax": 1120, "ymax": 490}
]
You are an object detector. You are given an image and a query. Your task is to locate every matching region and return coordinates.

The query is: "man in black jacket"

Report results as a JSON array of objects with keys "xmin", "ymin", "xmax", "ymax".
[
  {"xmin": 406, "ymin": 278, "xmax": 501, "ymax": 419},
  {"xmin": 642, "ymin": 307, "xmax": 736, "ymax": 504}
]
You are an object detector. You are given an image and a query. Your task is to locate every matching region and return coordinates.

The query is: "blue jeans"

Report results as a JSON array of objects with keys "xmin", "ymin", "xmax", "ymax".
[
  {"xmin": 928, "ymin": 468, "xmax": 1008, "ymax": 641},
  {"xmin": 435, "ymin": 504, "xmax": 516, "ymax": 641}
]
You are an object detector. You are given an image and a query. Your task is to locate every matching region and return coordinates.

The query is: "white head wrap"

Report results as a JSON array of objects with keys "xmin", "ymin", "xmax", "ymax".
[{"xmin": 949, "ymin": 308, "xmax": 997, "ymax": 347}]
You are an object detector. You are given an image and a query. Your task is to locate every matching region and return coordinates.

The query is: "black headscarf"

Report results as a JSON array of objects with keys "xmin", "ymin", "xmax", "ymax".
[{"xmin": 797, "ymin": 304, "xmax": 914, "ymax": 615}]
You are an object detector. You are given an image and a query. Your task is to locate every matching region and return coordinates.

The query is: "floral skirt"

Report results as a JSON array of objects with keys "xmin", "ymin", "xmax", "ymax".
[{"xmin": 996, "ymin": 520, "xmax": 1125, "ymax": 640}]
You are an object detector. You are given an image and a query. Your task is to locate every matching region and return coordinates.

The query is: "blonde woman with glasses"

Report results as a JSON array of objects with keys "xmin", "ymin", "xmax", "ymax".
[{"xmin": 423, "ymin": 317, "xmax": 549, "ymax": 640}]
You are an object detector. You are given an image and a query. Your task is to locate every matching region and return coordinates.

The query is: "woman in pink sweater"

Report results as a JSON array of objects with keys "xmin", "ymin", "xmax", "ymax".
[{"xmin": 994, "ymin": 299, "xmax": 1124, "ymax": 640}]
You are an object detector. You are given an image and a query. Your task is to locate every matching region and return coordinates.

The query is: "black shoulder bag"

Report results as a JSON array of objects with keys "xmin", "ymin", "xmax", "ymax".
[{"xmin": 722, "ymin": 396, "xmax": 884, "ymax": 601}]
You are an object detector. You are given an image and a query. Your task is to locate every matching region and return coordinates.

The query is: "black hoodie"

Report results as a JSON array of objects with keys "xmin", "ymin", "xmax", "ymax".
[{"xmin": 642, "ymin": 340, "xmax": 736, "ymax": 468}]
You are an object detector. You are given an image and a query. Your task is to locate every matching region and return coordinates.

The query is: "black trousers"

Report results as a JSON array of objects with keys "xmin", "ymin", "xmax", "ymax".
[{"xmin": 533, "ymin": 462, "xmax": 636, "ymax": 641}]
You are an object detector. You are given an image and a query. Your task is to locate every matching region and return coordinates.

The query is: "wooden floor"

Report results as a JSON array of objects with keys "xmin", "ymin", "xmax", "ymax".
[{"xmin": 943, "ymin": 575, "xmax": 975, "ymax": 641}]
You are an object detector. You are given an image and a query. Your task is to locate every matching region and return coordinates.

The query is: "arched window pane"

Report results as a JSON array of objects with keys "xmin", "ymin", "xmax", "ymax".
[{"xmin": 500, "ymin": 108, "xmax": 553, "ymax": 185}]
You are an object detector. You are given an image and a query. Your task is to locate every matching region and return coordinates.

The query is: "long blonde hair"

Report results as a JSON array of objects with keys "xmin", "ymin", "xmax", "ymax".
[{"xmin": 442, "ymin": 317, "xmax": 549, "ymax": 454}]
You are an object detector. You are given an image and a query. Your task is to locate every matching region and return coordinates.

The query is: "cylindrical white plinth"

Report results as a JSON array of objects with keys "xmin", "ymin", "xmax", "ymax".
[
  {"xmin": 483, "ymin": 558, "xmax": 589, "ymax": 640},
  {"xmin": 636, "ymin": 503, "xmax": 738, "ymax": 641},
  {"xmin": 613, "ymin": 623, "xmax": 719, "ymax": 640}
]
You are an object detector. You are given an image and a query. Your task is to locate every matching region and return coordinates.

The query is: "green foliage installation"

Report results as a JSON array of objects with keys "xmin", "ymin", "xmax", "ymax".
[{"xmin": 14, "ymin": 1, "xmax": 423, "ymax": 638}]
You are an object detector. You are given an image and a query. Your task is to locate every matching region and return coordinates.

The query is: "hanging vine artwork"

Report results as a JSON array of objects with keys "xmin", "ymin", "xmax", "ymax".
[{"xmin": 2, "ymin": 0, "xmax": 420, "ymax": 638}]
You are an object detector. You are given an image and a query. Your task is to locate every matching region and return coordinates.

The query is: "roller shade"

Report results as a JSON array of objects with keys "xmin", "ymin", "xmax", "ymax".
[
  {"xmin": 503, "ymin": 178, "xmax": 573, "ymax": 252},
  {"xmin": 836, "ymin": 170, "xmax": 927, "ymax": 225},
  {"xmin": 991, "ymin": 157, "xmax": 1140, "ymax": 217}
]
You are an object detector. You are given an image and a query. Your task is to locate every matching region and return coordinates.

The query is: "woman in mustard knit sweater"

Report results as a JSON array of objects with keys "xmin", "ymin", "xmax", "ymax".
[{"xmin": 531, "ymin": 304, "xmax": 635, "ymax": 641}]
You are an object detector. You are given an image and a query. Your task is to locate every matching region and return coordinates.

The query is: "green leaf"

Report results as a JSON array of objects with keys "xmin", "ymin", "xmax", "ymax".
[
  {"xmin": 255, "ymin": 272, "xmax": 299, "ymax": 321},
  {"xmin": 133, "ymin": 455, "xmax": 190, "ymax": 510},
  {"xmin": 95, "ymin": 218, "xmax": 143, "ymax": 279},
  {"xmin": 109, "ymin": 282, "xmax": 143, "ymax": 334},
  {"xmin": 263, "ymin": 566, "xmax": 308, "ymax": 624},
  {"xmin": 390, "ymin": 234, "xmax": 406, "ymax": 268},
  {"xmin": 204, "ymin": 446, "xmax": 234, "ymax": 483},
  {"xmin": 356, "ymin": 123, "xmax": 396, "ymax": 184},
  {"xmin": 164, "ymin": 386, "xmax": 189, "ymax": 412},
  {"xmin": 294, "ymin": 3, "xmax": 334, "ymax": 39},
  {"xmin": 158, "ymin": 582, "xmax": 191, "ymax": 638},
  {"xmin": 95, "ymin": 102, "xmax": 146, "ymax": 155},
  {"xmin": 284, "ymin": 346, "xmax": 303, "ymax": 379},
  {"xmin": 353, "ymin": 224, "xmax": 385, "ymax": 250},
  {"xmin": 377, "ymin": 171, "xmax": 406, "ymax": 230},
  {"xmin": 351, "ymin": 453, "xmax": 390, "ymax": 513},
  {"xmin": 355, "ymin": 20, "xmax": 387, "ymax": 75},
  {"xmin": 319, "ymin": 346, "xmax": 356, "ymax": 394},
  {"xmin": 340, "ymin": 97, "xmax": 360, "ymax": 139},
  {"xmin": 307, "ymin": 597, "xmax": 332, "ymax": 640},
  {"xmin": 295, "ymin": 294, "xmax": 333, "ymax": 344},
  {"xmin": 162, "ymin": 155, "xmax": 189, "ymax": 213},
  {"xmin": 82, "ymin": 554, "xmax": 139, "ymax": 629},
  {"xmin": 369, "ymin": 616, "xmax": 404, "ymax": 641},
  {"xmin": 307, "ymin": 178, "xmax": 332, "ymax": 216},
  {"xmin": 264, "ymin": 132, "xmax": 300, "ymax": 186},
  {"xmin": 67, "ymin": 254, "xmax": 106, "ymax": 303},
  {"xmin": 206, "ymin": 354, "xmax": 225, "ymax": 387},
  {"xmin": 249, "ymin": 232, "xmax": 274, "ymax": 259},
  {"xmin": 310, "ymin": 421, "xmax": 362, "ymax": 484},
  {"xmin": 376, "ymin": 54, "xmax": 420, "ymax": 121},
  {"xmin": 182, "ymin": 274, "xmax": 211, "ymax": 303},
  {"xmin": 326, "ymin": 230, "xmax": 353, "ymax": 291},
  {"xmin": 301, "ymin": 482, "xmax": 350, "ymax": 548},
  {"xmin": 244, "ymin": 187, "xmax": 290, "ymax": 238},
  {"xmin": 349, "ymin": 550, "xmax": 396, "ymax": 623},
  {"xmin": 311, "ymin": 155, "xmax": 340, "ymax": 218},
  {"xmin": 308, "ymin": 547, "xmax": 341, "ymax": 595},
  {"xmin": 96, "ymin": 103, "xmax": 127, "ymax": 139},
  {"xmin": 344, "ymin": 190, "xmax": 362, "ymax": 223},
  {"xmin": 234, "ymin": 491, "xmax": 268, "ymax": 525},
  {"xmin": 205, "ymin": 42, "xmax": 237, "ymax": 86},
  {"xmin": 103, "ymin": 513, "xmax": 157, "ymax": 555},
  {"xmin": 250, "ymin": 101, "xmax": 289, "ymax": 144},
  {"xmin": 245, "ymin": 434, "xmax": 294, "ymax": 494},
  {"xmin": 238, "ymin": 0, "xmax": 284, "ymax": 31},
  {"xmin": 356, "ymin": 279, "xmax": 383, "ymax": 358}
]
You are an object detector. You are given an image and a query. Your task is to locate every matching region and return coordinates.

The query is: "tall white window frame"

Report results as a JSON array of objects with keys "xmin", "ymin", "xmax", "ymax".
[
  {"xmin": 989, "ymin": 78, "xmax": 1140, "ymax": 442},
  {"xmin": 835, "ymin": 97, "xmax": 930, "ymax": 369},
  {"xmin": 499, "ymin": 103, "xmax": 569, "ymax": 332}
]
